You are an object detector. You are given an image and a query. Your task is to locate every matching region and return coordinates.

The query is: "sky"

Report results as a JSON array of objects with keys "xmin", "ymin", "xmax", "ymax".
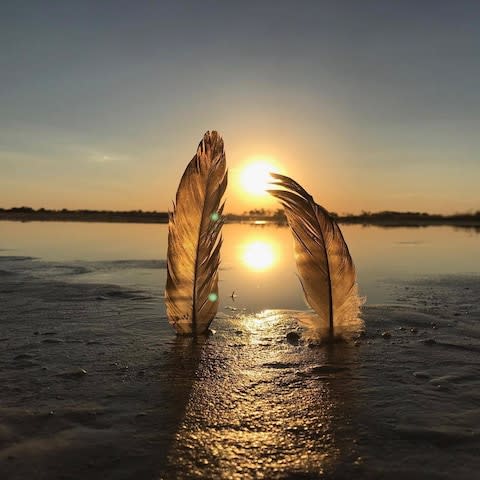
[{"xmin": 1, "ymin": 0, "xmax": 479, "ymax": 214}]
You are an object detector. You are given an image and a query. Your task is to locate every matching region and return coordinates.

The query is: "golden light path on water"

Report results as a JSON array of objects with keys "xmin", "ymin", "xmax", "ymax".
[{"xmin": 163, "ymin": 311, "xmax": 361, "ymax": 479}]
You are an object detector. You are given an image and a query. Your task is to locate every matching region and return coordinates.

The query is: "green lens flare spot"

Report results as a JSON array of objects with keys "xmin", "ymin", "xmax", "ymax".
[
  {"xmin": 210, "ymin": 212, "xmax": 220, "ymax": 221},
  {"xmin": 208, "ymin": 292, "xmax": 218, "ymax": 302}
]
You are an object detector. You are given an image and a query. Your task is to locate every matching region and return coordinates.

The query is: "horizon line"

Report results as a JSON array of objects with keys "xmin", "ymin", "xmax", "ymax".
[{"xmin": 1, "ymin": 206, "xmax": 479, "ymax": 218}]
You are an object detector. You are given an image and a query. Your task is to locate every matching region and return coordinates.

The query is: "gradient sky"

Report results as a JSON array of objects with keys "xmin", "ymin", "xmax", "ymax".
[{"xmin": 1, "ymin": 0, "xmax": 479, "ymax": 214}]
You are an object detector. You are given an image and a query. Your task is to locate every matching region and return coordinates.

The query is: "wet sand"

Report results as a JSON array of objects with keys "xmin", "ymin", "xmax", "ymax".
[{"xmin": 0, "ymin": 256, "xmax": 479, "ymax": 479}]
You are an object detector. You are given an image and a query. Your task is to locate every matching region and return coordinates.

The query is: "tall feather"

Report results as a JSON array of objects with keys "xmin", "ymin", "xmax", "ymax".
[
  {"xmin": 268, "ymin": 173, "xmax": 362, "ymax": 338},
  {"xmin": 165, "ymin": 131, "xmax": 227, "ymax": 335}
]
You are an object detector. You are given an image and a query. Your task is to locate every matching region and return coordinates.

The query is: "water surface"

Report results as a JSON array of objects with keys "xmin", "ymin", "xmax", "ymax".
[
  {"xmin": 0, "ymin": 221, "xmax": 479, "ymax": 479},
  {"xmin": 1, "ymin": 221, "xmax": 478, "ymax": 306}
]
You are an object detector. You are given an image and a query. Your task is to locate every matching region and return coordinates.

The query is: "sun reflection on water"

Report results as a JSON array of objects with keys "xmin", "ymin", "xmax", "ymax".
[
  {"xmin": 164, "ymin": 311, "xmax": 359, "ymax": 479},
  {"xmin": 241, "ymin": 240, "xmax": 277, "ymax": 272},
  {"xmin": 242, "ymin": 309, "xmax": 282, "ymax": 333}
]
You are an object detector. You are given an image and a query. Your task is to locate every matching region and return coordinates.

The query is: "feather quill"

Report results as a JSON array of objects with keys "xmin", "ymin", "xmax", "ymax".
[
  {"xmin": 268, "ymin": 173, "xmax": 362, "ymax": 338},
  {"xmin": 165, "ymin": 131, "xmax": 227, "ymax": 335}
]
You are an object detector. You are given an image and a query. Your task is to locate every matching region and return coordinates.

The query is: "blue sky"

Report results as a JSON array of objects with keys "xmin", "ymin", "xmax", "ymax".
[{"xmin": 1, "ymin": 0, "xmax": 479, "ymax": 213}]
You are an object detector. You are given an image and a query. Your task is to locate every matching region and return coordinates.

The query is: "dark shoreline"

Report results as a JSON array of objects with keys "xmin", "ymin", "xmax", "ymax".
[
  {"xmin": 0, "ymin": 210, "xmax": 169, "ymax": 224},
  {"xmin": 1, "ymin": 208, "xmax": 479, "ymax": 229}
]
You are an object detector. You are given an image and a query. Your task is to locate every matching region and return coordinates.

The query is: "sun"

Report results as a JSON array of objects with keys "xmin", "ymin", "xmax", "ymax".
[{"xmin": 240, "ymin": 161, "xmax": 276, "ymax": 196}]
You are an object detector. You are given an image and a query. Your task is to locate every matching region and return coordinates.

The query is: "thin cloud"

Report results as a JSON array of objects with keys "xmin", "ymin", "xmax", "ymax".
[
  {"xmin": 87, "ymin": 153, "xmax": 115, "ymax": 163},
  {"xmin": 63, "ymin": 144, "xmax": 129, "ymax": 164}
]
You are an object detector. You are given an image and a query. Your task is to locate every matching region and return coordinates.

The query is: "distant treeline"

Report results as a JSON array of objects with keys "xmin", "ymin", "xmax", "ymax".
[
  {"xmin": 1, "ymin": 206, "xmax": 479, "ymax": 228},
  {"xmin": 0, "ymin": 207, "xmax": 168, "ymax": 223},
  {"xmin": 226, "ymin": 208, "xmax": 480, "ymax": 228},
  {"xmin": 335, "ymin": 210, "xmax": 480, "ymax": 227}
]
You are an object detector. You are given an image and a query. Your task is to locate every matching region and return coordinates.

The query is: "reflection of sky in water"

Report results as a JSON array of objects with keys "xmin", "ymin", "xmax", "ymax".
[{"xmin": 0, "ymin": 222, "xmax": 479, "ymax": 308}]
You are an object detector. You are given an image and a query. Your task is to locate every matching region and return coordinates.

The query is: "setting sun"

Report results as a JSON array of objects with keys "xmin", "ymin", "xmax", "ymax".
[{"xmin": 240, "ymin": 161, "xmax": 277, "ymax": 196}]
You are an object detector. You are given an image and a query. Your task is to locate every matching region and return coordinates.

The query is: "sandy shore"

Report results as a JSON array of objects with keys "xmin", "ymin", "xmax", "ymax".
[{"xmin": 1, "ymin": 256, "xmax": 479, "ymax": 479}]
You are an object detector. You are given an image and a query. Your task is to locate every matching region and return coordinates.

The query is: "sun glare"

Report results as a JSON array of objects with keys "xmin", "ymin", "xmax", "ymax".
[
  {"xmin": 240, "ymin": 161, "xmax": 276, "ymax": 196},
  {"xmin": 242, "ymin": 240, "xmax": 276, "ymax": 271}
]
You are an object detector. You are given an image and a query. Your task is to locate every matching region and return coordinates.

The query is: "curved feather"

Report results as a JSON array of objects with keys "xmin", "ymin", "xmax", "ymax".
[
  {"xmin": 268, "ymin": 173, "xmax": 361, "ymax": 337},
  {"xmin": 165, "ymin": 131, "xmax": 227, "ymax": 335}
]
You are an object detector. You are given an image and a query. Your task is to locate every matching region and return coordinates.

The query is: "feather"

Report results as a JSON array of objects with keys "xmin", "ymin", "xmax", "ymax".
[
  {"xmin": 268, "ymin": 173, "xmax": 362, "ymax": 338},
  {"xmin": 165, "ymin": 131, "xmax": 227, "ymax": 335}
]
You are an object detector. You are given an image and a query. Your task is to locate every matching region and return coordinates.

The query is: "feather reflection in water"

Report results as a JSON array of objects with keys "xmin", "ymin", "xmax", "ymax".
[{"xmin": 268, "ymin": 173, "xmax": 363, "ymax": 339}]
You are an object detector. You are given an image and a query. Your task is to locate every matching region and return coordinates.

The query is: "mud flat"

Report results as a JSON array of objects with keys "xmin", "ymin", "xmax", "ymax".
[{"xmin": 0, "ymin": 256, "xmax": 479, "ymax": 479}]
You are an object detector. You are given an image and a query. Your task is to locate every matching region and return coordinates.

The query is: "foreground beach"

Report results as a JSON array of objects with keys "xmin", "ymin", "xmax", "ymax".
[{"xmin": 1, "ymin": 247, "xmax": 479, "ymax": 479}]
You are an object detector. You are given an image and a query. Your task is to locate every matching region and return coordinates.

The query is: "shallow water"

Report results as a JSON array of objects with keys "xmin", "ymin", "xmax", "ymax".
[
  {"xmin": 1, "ymin": 222, "xmax": 479, "ymax": 305},
  {"xmin": 0, "ymin": 222, "xmax": 479, "ymax": 479}
]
